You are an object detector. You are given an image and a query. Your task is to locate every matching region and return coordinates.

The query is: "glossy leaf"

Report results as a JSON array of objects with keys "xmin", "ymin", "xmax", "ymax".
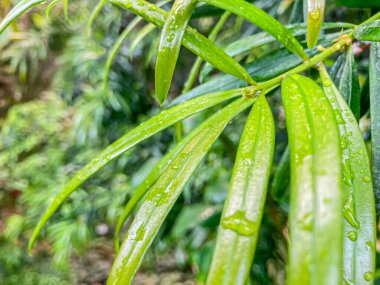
[
  {"xmin": 330, "ymin": 46, "xmax": 361, "ymax": 120},
  {"xmin": 200, "ymin": 23, "xmax": 353, "ymax": 80},
  {"xmin": 114, "ymin": 116, "xmax": 206, "ymax": 251},
  {"xmin": 109, "ymin": 0, "xmax": 254, "ymax": 84},
  {"xmin": 319, "ymin": 65, "xmax": 376, "ymax": 285},
  {"xmin": 282, "ymin": 75, "xmax": 342, "ymax": 284},
  {"xmin": 183, "ymin": 11, "xmax": 231, "ymax": 93},
  {"xmin": 107, "ymin": 97, "xmax": 256, "ymax": 285},
  {"xmin": 155, "ymin": 0, "xmax": 198, "ymax": 104},
  {"xmin": 370, "ymin": 43, "xmax": 380, "ymax": 213},
  {"xmin": 28, "ymin": 88, "xmax": 243, "ymax": 252},
  {"xmin": 0, "ymin": 0, "xmax": 45, "ymax": 34},
  {"xmin": 270, "ymin": 145, "xmax": 290, "ymax": 201},
  {"xmin": 103, "ymin": 0, "xmax": 172, "ymax": 90},
  {"xmin": 206, "ymin": 96, "xmax": 275, "ymax": 285},
  {"xmin": 201, "ymin": 0, "xmax": 308, "ymax": 60},
  {"xmin": 307, "ymin": 0, "xmax": 325, "ymax": 48},
  {"xmin": 354, "ymin": 19, "xmax": 380, "ymax": 42}
]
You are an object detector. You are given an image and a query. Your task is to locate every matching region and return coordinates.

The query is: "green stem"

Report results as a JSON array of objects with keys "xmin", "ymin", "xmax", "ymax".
[{"xmin": 251, "ymin": 34, "xmax": 354, "ymax": 93}]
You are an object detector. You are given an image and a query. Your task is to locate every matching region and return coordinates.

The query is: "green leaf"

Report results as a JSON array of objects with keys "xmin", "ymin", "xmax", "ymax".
[
  {"xmin": 330, "ymin": 46, "xmax": 361, "ymax": 120},
  {"xmin": 103, "ymin": 0, "xmax": 172, "ymax": 90},
  {"xmin": 370, "ymin": 43, "xmax": 380, "ymax": 213},
  {"xmin": 113, "ymin": 114, "xmax": 210, "ymax": 251},
  {"xmin": 182, "ymin": 11, "xmax": 231, "ymax": 93},
  {"xmin": 28, "ymin": 88, "xmax": 243, "ymax": 252},
  {"xmin": 107, "ymin": 97, "xmax": 256, "ymax": 285},
  {"xmin": 201, "ymin": 0, "xmax": 308, "ymax": 60},
  {"xmin": 354, "ymin": 19, "xmax": 380, "ymax": 42},
  {"xmin": 206, "ymin": 95, "xmax": 275, "ymax": 285},
  {"xmin": 306, "ymin": 0, "xmax": 325, "ymax": 48},
  {"xmin": 109, "ymin": 0, "xmax": 254, "ymax": 85},
  {"xmin": 319, "ymin": 64, "xmax": 376, "ymax": 285},
  {"xmin": 46, "ymin": 0, "xmax": 61, "ymax": 16},
  {"xmin": 0, "ymin": 0, "xmax": 46, "ymax": 35},
  {"xmin": 200, "ymin": 23, "xmax": 353, "ymax": 80},
  {"xmin": 86, "ymin": 0, "xmax": 107, "ymax": 36},
  {"xmin": 270, "ymin": 145, "xmax": 290, "ymax": 201},
  {"xmin": 155, "ymin": 0, "xmax": 198, "ymax": 104},
  {"xmin": 282, "ymin": 75, "xmax": 342, "ymax": 284}
]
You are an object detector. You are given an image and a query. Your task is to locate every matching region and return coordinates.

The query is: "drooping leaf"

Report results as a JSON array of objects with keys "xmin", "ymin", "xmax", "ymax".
[
  {"xmin": 0, "ymin": 0, "xmax": 45, "ymax": 34},
  {"xmin": 46, "ymin": 0, "xmax": 61, "ymax": 16},
  {"xmin": 114, "ymin": 114, "xmax": 210, "ymax": 251},
  {"xmin": 155, "ymin": 0, "xmax": 198, "ymax": 104},
  {"xmin": 103, "ymin": 0, "xmax": 172, "ymax": 90},
  {"xmin": 354, "ymin": 19, "xmax": 380, "ymax": 42},
  {"xmin": 86, "ymin": 0, "xmax": 107, "ymax": 36},
  {"xmin": 200, "ymin": 0, "xmax": 309, "ymax": 60},
  {"xmin": 306, "ymin": 0, "xmax": 325, "ymax": 48},
  {"xmin": 270, "ymin": 145, "xmax": 290, "ymax": 201},
  {"xmin": 330, "ymin": 46, "xmax": 361, "ymax": 120},
  {"xmin": 282, "ymin": 75, "xmax": 342, "ymax": 284},
  {"xmin": 319, "ymin": 64, "xmax": 376, "ymax": 285},
  {"xmin": 206, "ymin": 95, "xmax": 275, "ymax": 285},
  {"xmin": 28, "ymin": 88, "xmax": 243, "ymax": 252},
  {"xmin": 370, "ymin": 43, "xmax": 380, "ymax": 214},
  {"xmin": 107, "ymin": 97, "xmax": 256, "ymax": 285},
  {"xmin": 63, "ymin": 0, "xmax": 68, "ymax": 20},
  {"xmin": 183, "ymin": 11, "xmax": 231, "ymax": 93},
  {"xmin": 109, "ymin": 0, "xmax": 254, "ymax": 84}
]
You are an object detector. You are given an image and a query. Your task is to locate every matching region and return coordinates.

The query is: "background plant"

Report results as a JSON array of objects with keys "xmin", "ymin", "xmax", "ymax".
[{"xmin": 0, "ymin": 0, "xmax": 380, "ymax": 284}]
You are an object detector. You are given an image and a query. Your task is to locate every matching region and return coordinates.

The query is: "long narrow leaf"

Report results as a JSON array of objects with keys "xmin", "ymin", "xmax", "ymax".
[
  {"xmin": 200, "ymin": 22, "xmax": 353, "ymax": 82},
  {"xmin": 86, "ymin": 0, "xmax": 107, "ymax": 36},
  {"xmin": 319, "ymin": 65, "xmax": 376, "ymax": 285},
  {"xmin": 200, "ymin": 0, "xmax": 308, "ymax": 60},
  {"xmin": 330, "ymin": 46, "xmax": 361, "ymax": 120},
  {"xmin": 0, "ymin": 0, "xmax": 45, "ymax": 34},
  {"xmin": 28, "ymin": 88, "xmax": 243, "ymax": 251},
  {"xmin": 103, "ymin": 0, "xmax": 172, "ymax": 90},
  {"xmin": 370, "ymin": 43, "xmax": 380, "ymax": 213},
  {"xmin": 107, "ymin": 97, "xmax": 256, "ymax": 285},
  {"xmin": 206, "ymin": 95, "xmax": 275, "ymax": 285},
  {"xmin": 307, "ymin": 0, "xmax": 325, "ymax": 48},
  {"xmin": 109, "ymin": 0, "xmax": 254, "ymax": 84},
  {"xmin": 114, "ymin": 118, "xmax": 205, "ymax": 251},
  {"xmin": 46, "ymin": 0, "xmax": 61, "ymax": 16},
  {"xmin": 156, "ymin": 0, "xmax": 198, "ymax": 104},
  {"xmin": 282, "ymin": 75, "xmax": 342, "ymax": 284},
  {"xmin": 354, "ymin": 19, "xmax": 380, "ymax": 42}
]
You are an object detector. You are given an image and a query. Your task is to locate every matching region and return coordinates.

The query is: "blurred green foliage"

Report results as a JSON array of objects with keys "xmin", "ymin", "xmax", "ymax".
[{"xmin": 0, "ymin": 0, "xmax": 379, "ymax": 284}]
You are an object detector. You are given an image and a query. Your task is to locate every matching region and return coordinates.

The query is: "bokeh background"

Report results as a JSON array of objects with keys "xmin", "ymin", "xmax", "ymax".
[{"xmin": 0, "ymin": 0, "xmax": 378, "ymax": 284}]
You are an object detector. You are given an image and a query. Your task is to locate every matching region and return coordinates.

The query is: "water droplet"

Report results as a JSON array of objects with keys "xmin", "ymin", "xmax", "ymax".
[
  {"xmin": 364, "ymin": 272, "xmax": 373, "ymax": 281},
  {"xmin": 342, "ymin": 159, "xmax": 353, "ymax": 186},
  {"xmin": 221, "ymin": 210, "xmax": 256, "ymax": 236},
  {"xmin": 347, "ymin": 231, "xmax": 357, "ymax": 241},
  {"xmin": 343, "ymin": 195, "xmax": 360, "ymax": 229},
  {"xmin": 365, "ymin": 241, "xmax": 374, "ymax": 251},
  {"xmin": 363, "ymin": 176, "xmax": 371, "ymax": 182}
]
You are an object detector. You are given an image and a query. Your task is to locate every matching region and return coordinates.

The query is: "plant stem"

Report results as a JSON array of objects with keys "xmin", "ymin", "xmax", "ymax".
[{"xmin": 249, "ymin": 34, "xmax": 354, "ymax": 93}]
